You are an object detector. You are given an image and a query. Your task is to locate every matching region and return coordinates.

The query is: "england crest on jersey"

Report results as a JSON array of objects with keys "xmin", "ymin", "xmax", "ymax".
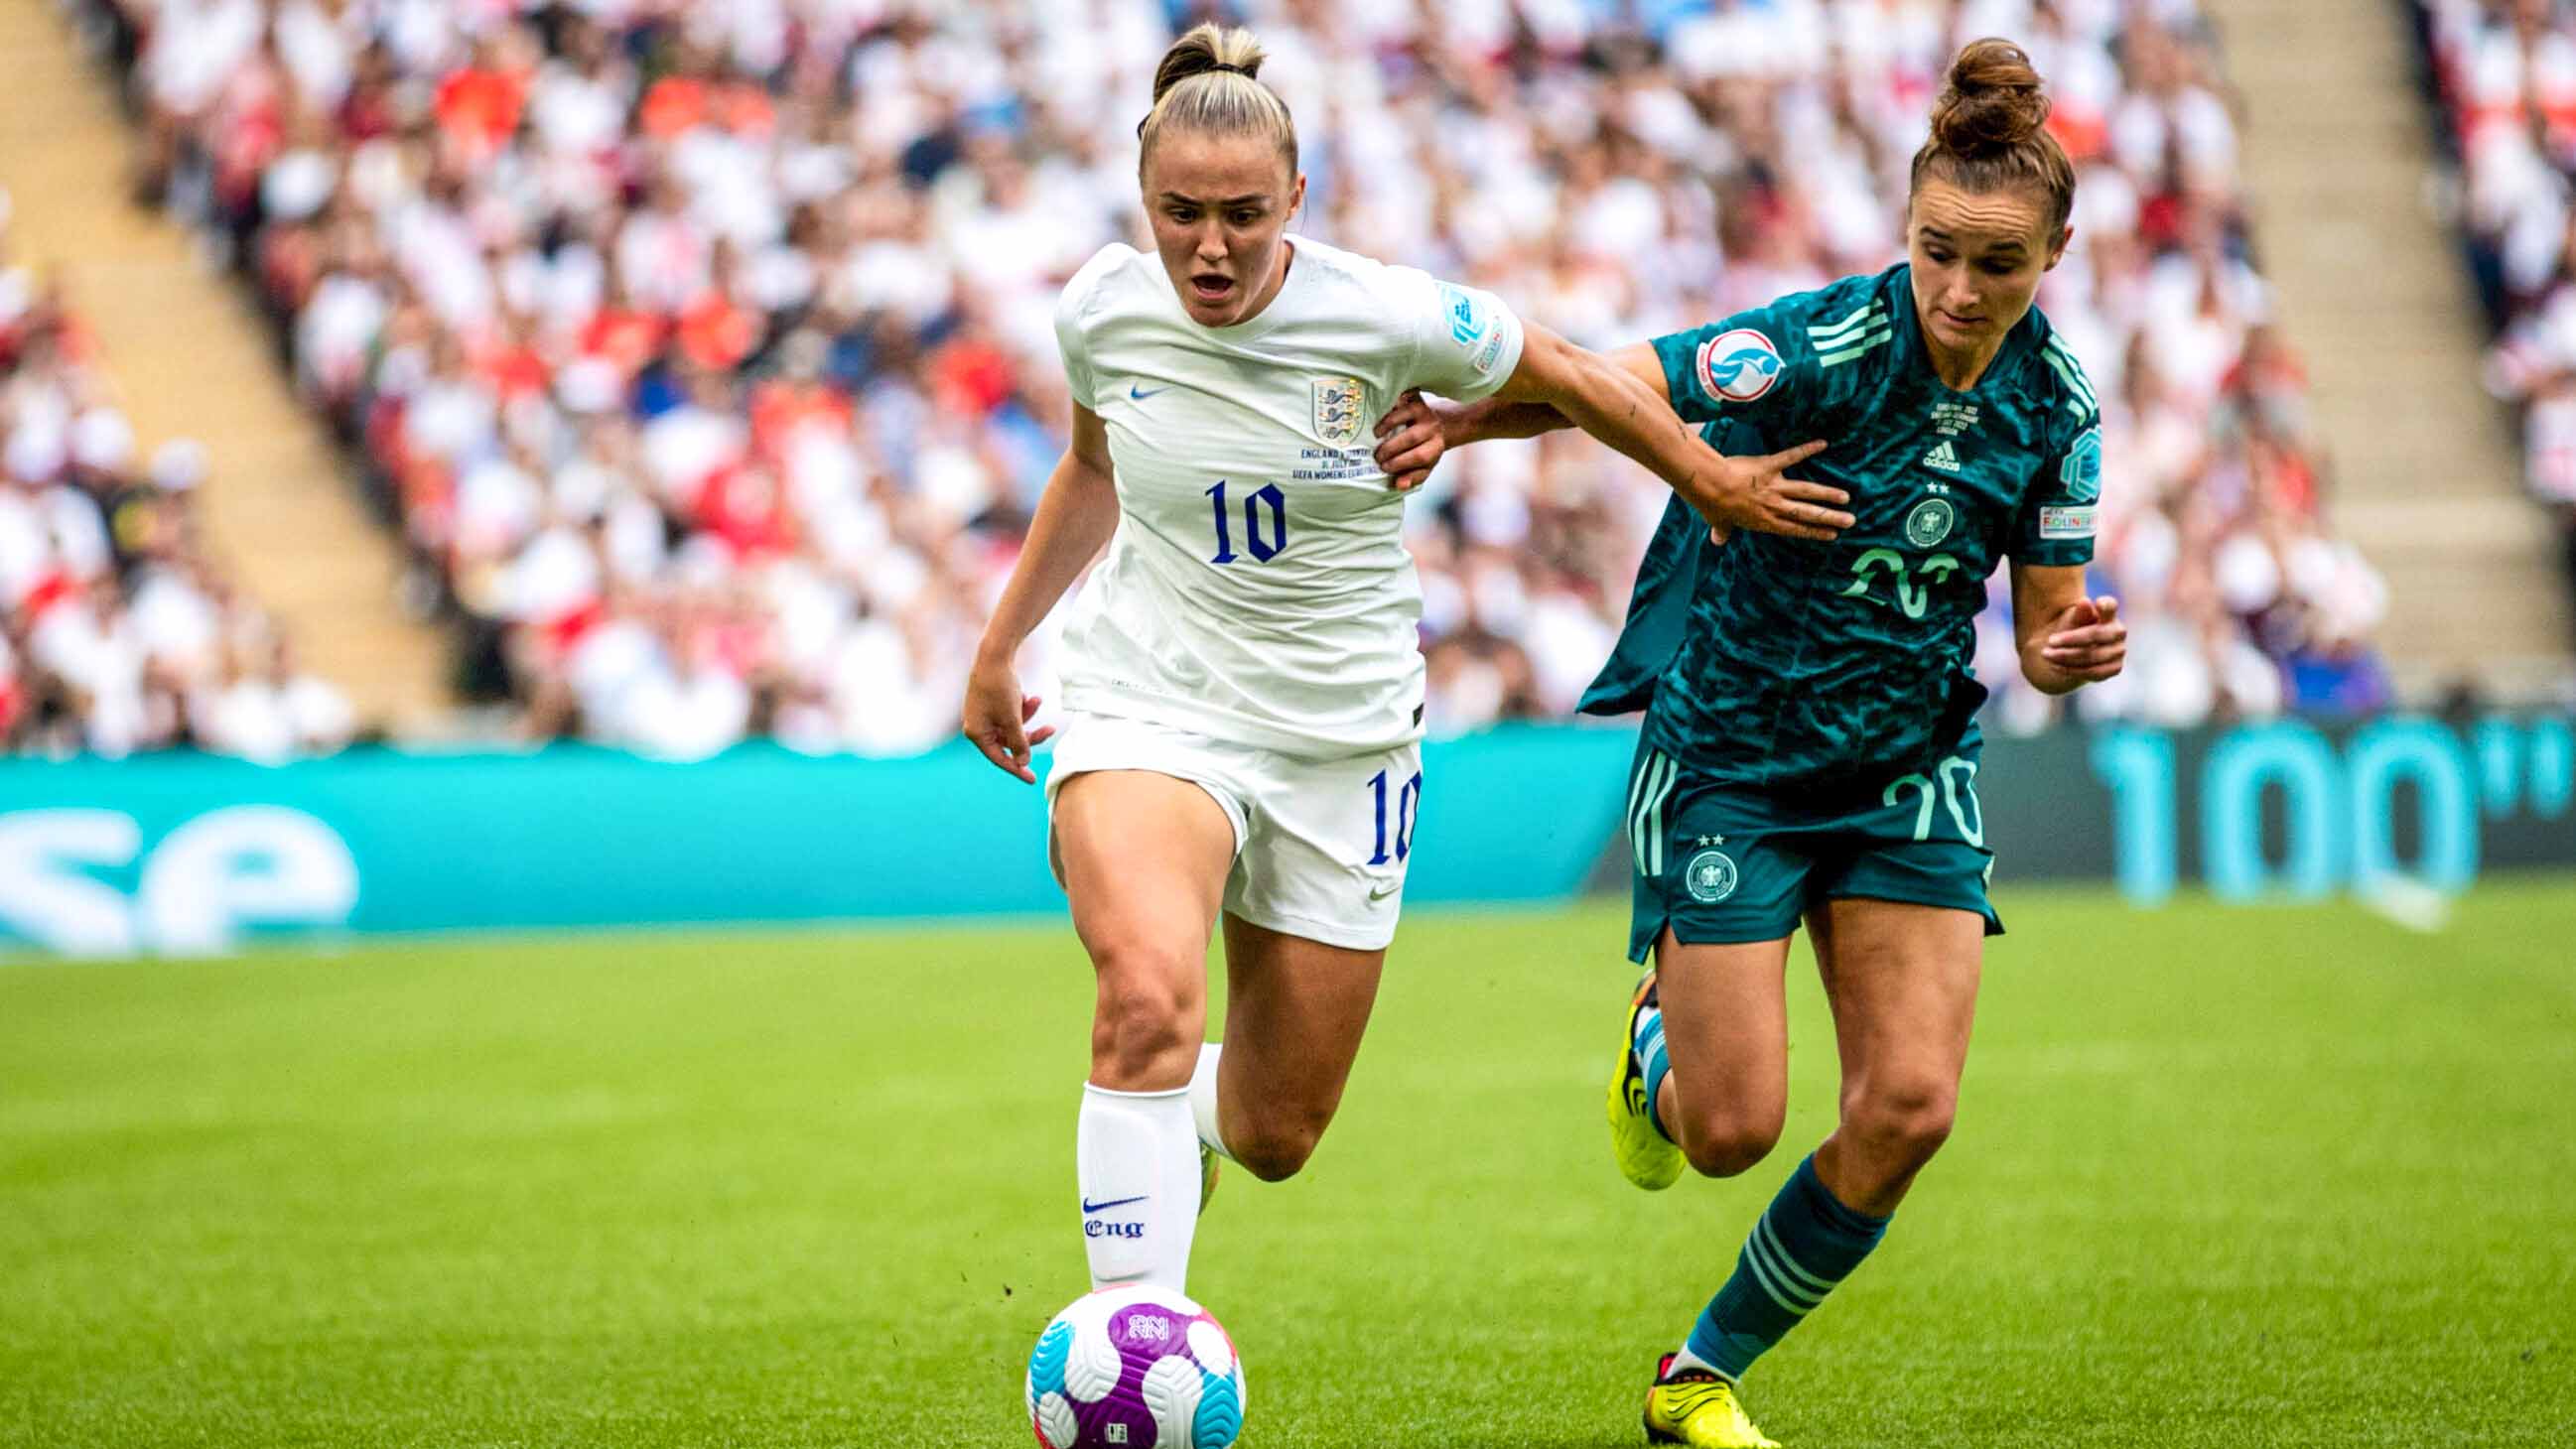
[{"xmin": 1312, "ymin": 375, "xmax": 1365, "ymax": 446}]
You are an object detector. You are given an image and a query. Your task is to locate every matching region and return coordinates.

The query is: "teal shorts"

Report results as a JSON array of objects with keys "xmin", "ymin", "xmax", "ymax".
[{"xmin": 1623, "ymin": 737, "xmax": 2003, "ymax": 962}]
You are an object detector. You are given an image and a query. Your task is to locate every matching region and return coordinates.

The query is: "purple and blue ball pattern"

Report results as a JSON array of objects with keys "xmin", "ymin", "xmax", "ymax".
[{"xmin": 1026, "ymin": 1286, "xmax": 1244, "ymax": 1448}]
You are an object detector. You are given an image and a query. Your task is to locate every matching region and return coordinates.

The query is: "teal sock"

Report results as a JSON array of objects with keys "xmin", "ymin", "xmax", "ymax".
[
  {"xmin": 1679, "ymin": 1154, "xmax": 1889, "ymax": 1383},
  {"xmin": 1631, "ymin": 1000, "xmax": 1675, "ymax": 1145}
]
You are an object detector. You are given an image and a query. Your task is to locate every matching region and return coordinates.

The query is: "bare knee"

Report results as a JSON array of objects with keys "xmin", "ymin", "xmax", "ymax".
[
  {"xmin": 1226, "ymin": 1109, "xmax": 1328, "ymax": 1182},
  {"xmin": 1840, "ymin": 1078, "xmax": 1957, "ymax": 1171},
  {"xmin": 1088, "ymin": 946, "xmax": 1201, "ymax": 1089},
  {"xmin": 1677, "ymin": 1111, "xmax": 1784, "ymax": 1180}
]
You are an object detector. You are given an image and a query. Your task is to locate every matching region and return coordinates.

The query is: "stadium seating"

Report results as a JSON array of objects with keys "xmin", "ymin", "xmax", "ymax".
[
  {"xmin": 91, "ymin": 0, "xmax": 2388, "ymax": 757},
  {"xmin": 0, "ymin": 204, "xmax": 353, "ymax": 757},
  {"xmin": 2416, "ymin": 0, "xmax": 2576, "ymax": 635}
]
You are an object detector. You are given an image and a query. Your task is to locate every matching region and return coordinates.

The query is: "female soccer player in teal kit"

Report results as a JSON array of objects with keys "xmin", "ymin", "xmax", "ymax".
[{"xmin": 1402, "ymin": 38, "xmax": 2128, "ymax": 1448}]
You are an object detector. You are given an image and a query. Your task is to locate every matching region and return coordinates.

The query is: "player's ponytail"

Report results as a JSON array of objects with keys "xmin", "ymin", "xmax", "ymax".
[
  {"xmin": 1910, "ymin": 38, "xmax": 2076, "ymax": 233},
  {"xmin": 1138, "ymin": 24, "xmax": 1297, "ymax": 180}
]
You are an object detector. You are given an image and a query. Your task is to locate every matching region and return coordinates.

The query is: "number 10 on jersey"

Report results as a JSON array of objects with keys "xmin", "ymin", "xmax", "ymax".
[{"xmin": 1206, "ymin": 479, "xmax": 1288, "ymax": 564}]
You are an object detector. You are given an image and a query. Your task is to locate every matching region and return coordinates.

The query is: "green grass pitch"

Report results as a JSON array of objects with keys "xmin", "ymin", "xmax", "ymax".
[{"xmin": 5, "ymin": 882, "xmax": 2574, "ymax": 1447}]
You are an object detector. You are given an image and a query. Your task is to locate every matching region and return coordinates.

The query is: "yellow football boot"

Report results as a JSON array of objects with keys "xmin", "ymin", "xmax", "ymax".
[
  {"xmin": 1642, "ymin": 1356, "xmax": 1780, "ymax": 1448},
  {"xmin": 1608, "ymin": 973, "xmax": 1685, "ymax": 1190}
]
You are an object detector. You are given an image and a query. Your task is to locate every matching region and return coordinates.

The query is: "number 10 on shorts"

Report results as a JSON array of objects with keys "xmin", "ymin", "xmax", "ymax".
[{"xmin": 1369, "ymin": 769, "xmax": 1422, "ymax": 865}]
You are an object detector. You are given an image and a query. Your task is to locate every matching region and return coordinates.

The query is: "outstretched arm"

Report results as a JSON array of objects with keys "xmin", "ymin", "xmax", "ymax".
[
  {"xmin": 1447, "ymin": 342, "xmax": 1670, "ymax": 443},
  {"xmin": 1499, "ymin": 325, "xmax": 1855, "ymax": 539},
  {"xmin": 964, "ymin": 404, "xmax": 1119, "ymax": 781},
  {"xmin": 1385, "ymin": 331, "xmax": 1851, "ymax": 542},
  {"xmin": 1371, "ymin": 345, "xmax": 1661, "ymax": 476}
]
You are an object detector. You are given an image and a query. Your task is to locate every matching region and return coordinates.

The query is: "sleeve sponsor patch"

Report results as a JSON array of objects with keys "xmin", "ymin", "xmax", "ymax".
[
  {"xmin": 1439, "ymin": 283, "xmax": 1488, "ymax": 347},
  {"xmin": 2038, "ymin": 504, "xmax": 2098, "ymax": 540},
  {"xmin": 1693, "ymin": 329, "xmax": 1783, "ymax": 404},
  {"xmin": 2059, "ymin": 427, "xmax": 2103, "ymax": 504}
]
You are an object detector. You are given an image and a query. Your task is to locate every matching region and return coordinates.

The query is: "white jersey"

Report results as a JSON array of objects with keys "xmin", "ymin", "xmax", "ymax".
[{"xmin": 1050, "ymin": 236, "xmax": 1525, "ymax": 758}]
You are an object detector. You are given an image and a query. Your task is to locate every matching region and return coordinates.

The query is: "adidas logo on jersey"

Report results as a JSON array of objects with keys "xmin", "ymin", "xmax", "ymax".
[{"xmin": 1922, "ymin": 440, "xmax": 1963, "ymax": 473}]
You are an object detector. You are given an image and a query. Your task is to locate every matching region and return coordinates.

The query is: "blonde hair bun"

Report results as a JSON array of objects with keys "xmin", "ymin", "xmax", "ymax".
[
  {"xmin": 1137, "ymin": 23, "xmax": 1297, "ymax": 176},
  {"xmin": 1152, "ymin": 22, "xmax": 1267, "ymax": 100}
]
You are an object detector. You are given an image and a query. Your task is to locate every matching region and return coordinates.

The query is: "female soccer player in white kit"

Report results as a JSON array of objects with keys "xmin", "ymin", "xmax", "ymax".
[{"xmin": 963, "ymin": 23, "xmax": 1851, "ymax": 1295}]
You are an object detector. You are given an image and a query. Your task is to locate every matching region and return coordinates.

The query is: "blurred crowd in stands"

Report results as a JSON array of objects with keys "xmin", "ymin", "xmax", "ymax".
[
  {"xmin": 2420, "ymin": 0, "xmax": 2576, "ymax": 640},
  {"xmin": 0, "ymin": 198, "xmax": 353, "ymax": 757},
  {"xmin": 88, "ymin": 0, "xmax": 2387, "ymax": 757}
]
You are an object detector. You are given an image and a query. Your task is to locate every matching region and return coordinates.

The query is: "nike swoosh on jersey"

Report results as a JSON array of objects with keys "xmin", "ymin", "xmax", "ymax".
[
  {"xmin": 1128, "ymin": 382, "xmax": 1169, "ymax": 400},
  {"xmin": 1080, "ymin": 1194, "xmax": 1149, "ymax": 1215},
  {"xmin": 1367, "ymin": 882, "xmax": 1401, "ymax": 903}
]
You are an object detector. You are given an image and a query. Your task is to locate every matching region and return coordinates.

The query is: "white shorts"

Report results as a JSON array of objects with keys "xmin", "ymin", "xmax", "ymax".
[{"xmin": 1044, "ymin": 713, "xmax": 1423, "ymax": 952}]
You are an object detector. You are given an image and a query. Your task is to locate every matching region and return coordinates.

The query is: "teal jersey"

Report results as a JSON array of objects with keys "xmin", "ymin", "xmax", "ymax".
[{"xmin": 1580, "ymin": 265, "xmax": 2103, "ymax": 790}]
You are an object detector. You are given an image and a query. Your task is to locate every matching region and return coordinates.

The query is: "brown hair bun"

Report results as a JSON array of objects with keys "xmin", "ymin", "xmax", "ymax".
[
  {"xmin": 1930, "ymin": 38, "xmax": 2053, "ymax": 159},
  {"xmin": 1909, "ymin": 37, "xmax": 2075, "ymax": 233}
]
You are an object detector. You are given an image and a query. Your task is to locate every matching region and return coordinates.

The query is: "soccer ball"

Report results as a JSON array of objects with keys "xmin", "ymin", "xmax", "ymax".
[{"xmin": 1024, "ymin": 1285, "xmax": 1246, "ymax": 1448}]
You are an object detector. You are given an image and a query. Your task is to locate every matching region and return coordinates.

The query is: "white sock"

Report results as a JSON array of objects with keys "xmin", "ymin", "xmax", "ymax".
[
  {"xmin": 1188, "ymin": 1043, "xmax": 1237, "ymax": 1163},
  {"xmin": 1669, "ymin": 1342, "xmax": 1726, "ymax": 1382},
  {"xmin": 1076, "ymin": 1082, "xmax": 1200, "ymax": 1291}
]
